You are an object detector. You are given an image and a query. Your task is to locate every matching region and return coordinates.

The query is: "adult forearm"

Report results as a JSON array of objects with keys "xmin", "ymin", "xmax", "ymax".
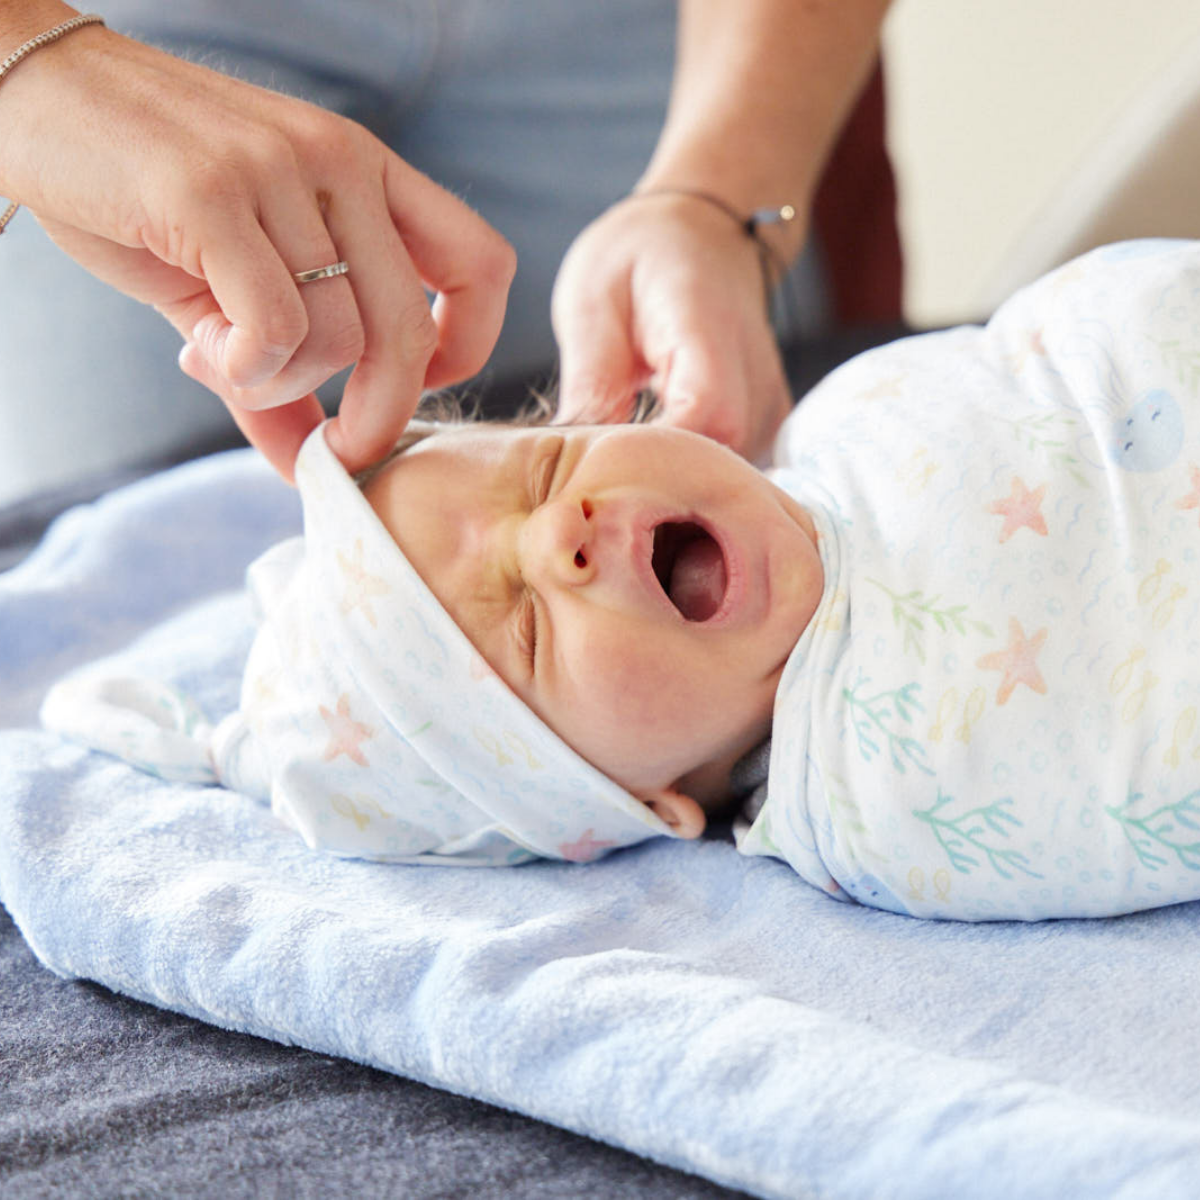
[{"xmin": 640, "ymin": 0, "xmax": 891, "ymax": 259}]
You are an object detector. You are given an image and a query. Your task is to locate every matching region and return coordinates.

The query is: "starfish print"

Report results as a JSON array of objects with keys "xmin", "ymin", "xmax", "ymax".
[
  {"xmin": 987, "ymin": 476, "xmax": 1048, "ymax": 543},
  {"xmin": 559, "ymin": 829, "xmax": 616, "ymax": 862},
  {"xmin": 1006, "ymin": 327, "xmax": 1047, "ymax": 373},
  {"xmin": 977, "ymin": 618, "xmax": 1048, "ymax": 706},
  {"xmin": 337, "ymin": 539, "xmax": 390, "ymax": 627},
  {"xmin": 470, "ymin": 654, "xmax": 498, "ymax": 682},
  {"xmin": 1175, "ymin": 464, "xmax": 1200, "ymax": 524},
  {"xmin": 320, "ymin": 694, "xmax": 374, "ymax": 766}
]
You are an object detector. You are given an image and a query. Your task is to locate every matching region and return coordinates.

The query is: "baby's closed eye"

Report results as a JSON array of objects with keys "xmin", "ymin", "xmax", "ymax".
[
  {"xmin": 529, "ymin": 436, "xmax": 565, "ymax": 509},
  {"xmin": 514, "ymin": 590, "xmax": 539, "ymax": 672}
]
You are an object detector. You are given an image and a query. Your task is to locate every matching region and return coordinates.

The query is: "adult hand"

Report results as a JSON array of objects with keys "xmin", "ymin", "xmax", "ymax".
[
  {"xmin": 0, "ymin": 16, "xmax": 514, "ymax": 478},
  {"xmin": 551, "ymin": 193, "xmax": 793, "ymax": 462}
]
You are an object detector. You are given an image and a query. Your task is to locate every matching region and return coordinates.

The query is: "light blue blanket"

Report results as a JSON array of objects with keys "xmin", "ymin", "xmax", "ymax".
[{"xmin": 4, "ymin": 449, "xmax": 1200, "ymax": 1200}]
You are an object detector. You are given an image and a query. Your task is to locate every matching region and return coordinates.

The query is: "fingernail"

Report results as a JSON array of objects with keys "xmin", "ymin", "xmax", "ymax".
[
  {"xmin": 324, "ymin": 417, "xmax": 353, "ymax": 467},
  {"xmin": 178, "ymin": 341, "xmax": 205, "ymax": 379}
]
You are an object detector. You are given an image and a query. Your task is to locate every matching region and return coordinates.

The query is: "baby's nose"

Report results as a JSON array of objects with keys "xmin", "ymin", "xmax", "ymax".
[{"xmin": 519, "ymin": 495, "xmax": 596, "ymax": 588}]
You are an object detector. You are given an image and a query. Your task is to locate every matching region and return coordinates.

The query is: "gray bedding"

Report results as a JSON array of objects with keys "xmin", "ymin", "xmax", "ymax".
[{"xmin": 0, "ymin": 907, "xmax": 748, "ymax": 1198}]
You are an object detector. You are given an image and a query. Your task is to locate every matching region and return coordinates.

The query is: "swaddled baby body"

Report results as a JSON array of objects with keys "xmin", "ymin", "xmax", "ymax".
[
  {"xmin": 746, "ymin": 241, "xmax": 1200, "ymax": 920},
  {"xmin": 41, "ymin": 239, "xmax": 1200, "ymax": 920}
]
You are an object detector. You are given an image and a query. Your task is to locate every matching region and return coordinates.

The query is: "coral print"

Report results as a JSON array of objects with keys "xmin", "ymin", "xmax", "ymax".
[
  {"xmin": 913, "ymin": 789, "xmax": 1043, "ymax": 881},
  {"xmin": 868, "ymin": 579, "xmax": 992, "ymax": 664},
  {"xmin": 995, "ymin": 413, "xmax": 1087, "ymax": 486},
  {"xmin": 728, "ymin": 243, "xmax": 1200, "ymax": 920},
  {"xmin": 1106, "ymin": 790, "xmax": 1200, "ymax": 872},
  {"xmin": 842, "ymin": 672, "xmax": 933, "ymax": 776}
]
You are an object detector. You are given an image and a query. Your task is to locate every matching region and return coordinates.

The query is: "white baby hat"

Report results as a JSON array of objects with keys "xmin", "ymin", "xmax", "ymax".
[{"xmin": 42, "ymin": 423, "xmax": 673, "ymax": 866}]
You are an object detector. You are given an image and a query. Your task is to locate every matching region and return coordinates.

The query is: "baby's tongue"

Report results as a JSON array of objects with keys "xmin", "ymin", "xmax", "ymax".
[{"xmin": 668, "ymin": 536, "xmax": 726, "ymax": 622}]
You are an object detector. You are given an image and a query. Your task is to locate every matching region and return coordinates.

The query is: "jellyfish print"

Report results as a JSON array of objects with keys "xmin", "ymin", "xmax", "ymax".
[{"xmin": 1060, "ymin": 322, "xmax": 1184, "ymax": 474}]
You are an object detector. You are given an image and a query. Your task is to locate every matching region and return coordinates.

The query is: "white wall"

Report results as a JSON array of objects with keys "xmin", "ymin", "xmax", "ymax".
[{"xmin": 884, "ymin": 0, "xmax": 1200, "ymax": 326}]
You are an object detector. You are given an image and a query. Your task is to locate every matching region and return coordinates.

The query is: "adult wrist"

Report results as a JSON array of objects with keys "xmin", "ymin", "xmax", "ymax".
[
  {"xmin": 619, "ymin": 186, "xmax": 798, "ymax": 315},
  {"xmin": 0, "ymin": 8, "xmax": 106, "ymax": 233},
  {"xmin": 634, "ymin": 164, "xmax": 809, "ymax": 260},
  {"xmin": 0, "ymin": 1, "xmax": 87, "ymax": 56}
]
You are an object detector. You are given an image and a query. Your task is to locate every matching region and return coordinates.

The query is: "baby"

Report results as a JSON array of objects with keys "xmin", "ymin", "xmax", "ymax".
[
  {"xmin": 42, "ymin": 239, "xmax": 1200, "ymax": 920},
  {"xmin": 358, "ymin": 417, "xmax": 824, "ymax": 840},
  {"xmin": 198, "ymin": 410, "xmax": 816, "ymax": 869}
]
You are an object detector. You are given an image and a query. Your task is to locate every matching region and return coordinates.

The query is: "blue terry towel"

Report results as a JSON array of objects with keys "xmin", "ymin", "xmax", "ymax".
[{"xmin": 4, "ymin": 449, "xmax": 1200, "ymax": 1200}]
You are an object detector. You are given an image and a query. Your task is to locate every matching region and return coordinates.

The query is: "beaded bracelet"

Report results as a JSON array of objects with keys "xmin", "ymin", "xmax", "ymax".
[
  {"xmin": 0, "ymin": 13, "xmax": 107, "ymax": 235},
  {"xmin": 622, "ymin": 186, "xmax": 798, "ymax": 313}
]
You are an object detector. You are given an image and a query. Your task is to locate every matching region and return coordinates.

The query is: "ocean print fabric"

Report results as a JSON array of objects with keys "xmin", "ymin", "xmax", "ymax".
[
  {"xmin": 741, "ymin": 240, "xmax": 1200, "ymax": 920},
  {"xmin": 41, "ymin": 423, "xmax": 671, "ymax": 866}
]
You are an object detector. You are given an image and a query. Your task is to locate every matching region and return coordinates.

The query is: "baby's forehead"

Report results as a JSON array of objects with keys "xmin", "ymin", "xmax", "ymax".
[{"xmin": 398, "ymin": 420, "xmax": 542, "ymax": 464}]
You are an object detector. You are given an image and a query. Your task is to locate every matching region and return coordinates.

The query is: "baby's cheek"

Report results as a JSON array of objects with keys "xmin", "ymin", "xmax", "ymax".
[{"xmin": 587, "ymin": 649, "xmax": 698, "ymax": 737}]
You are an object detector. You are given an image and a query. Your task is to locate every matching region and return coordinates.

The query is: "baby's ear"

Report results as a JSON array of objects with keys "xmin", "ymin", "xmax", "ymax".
[{"xmin": 637, "ymin": 787, "xmax": 706, "ymax": 839}]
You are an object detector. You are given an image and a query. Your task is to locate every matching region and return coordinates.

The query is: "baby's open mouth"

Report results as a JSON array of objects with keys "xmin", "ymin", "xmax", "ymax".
[{"xmin": 651, "ymin": 521, "xmax": 728, "ymax": 622}]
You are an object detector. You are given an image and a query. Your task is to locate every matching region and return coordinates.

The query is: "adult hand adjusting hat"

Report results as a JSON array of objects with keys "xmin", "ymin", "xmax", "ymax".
[{"xmin": 41, "ymin": 423, "xmax": 673, "ymax": 866}]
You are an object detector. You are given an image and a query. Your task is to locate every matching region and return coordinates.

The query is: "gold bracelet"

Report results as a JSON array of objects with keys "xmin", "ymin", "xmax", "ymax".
[{"xmin": 0, "ymin": 12, "xmax": 107, "ymax": 235}]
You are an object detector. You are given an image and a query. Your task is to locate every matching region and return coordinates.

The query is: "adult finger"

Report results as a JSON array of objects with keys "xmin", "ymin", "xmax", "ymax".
[
  {"xmin": 324, "ymin": 156, "xmax": 516, "ymax": 471},
  {"xmin": 381, "ymin": 156, "xmax": 515, "ymax": 390},
  {"xmin": 187, "ymin": 174, "xmax": 365, "ymax": 410},
  {"xmin": 654, "ymin": 332, "xmax": 750, "ymax": 450},
  {"xmin": 179, "ymin": 340, "xmax": 323, "ymax": 481},
  {"xmin": 230, "ymin": 398, "xmax": 327, "ymax": 482},
  {"xmin": 553, "ymin": 284, "xmax": 644, "ymax": 426},
  {"xmin": 321, "ymin": 188, "xmax": 443, "ymax": 472},
  {"xmin": 184, "ymin": 177, "xmax": 315, "ymax": 392}
]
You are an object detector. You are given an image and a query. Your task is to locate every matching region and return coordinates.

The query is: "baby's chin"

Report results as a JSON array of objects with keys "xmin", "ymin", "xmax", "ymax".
[{"xmin": 602, "ymin": 699, "xmax": 774, "ymax": 808}]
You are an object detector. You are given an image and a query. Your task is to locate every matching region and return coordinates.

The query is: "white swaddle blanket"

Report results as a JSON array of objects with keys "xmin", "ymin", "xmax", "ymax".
[{"xmin": 739, "ymin": 240, "xmax": 1200, "ymax": 920}]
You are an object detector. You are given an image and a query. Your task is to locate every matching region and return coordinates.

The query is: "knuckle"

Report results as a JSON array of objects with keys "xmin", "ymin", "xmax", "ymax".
[
  {"xmin": 402, "ymin": 304, "xmax": 440, "ymax": 364},
  {"xmin": 480, "ymin": 233, "xmax": 517, "ymax": 288},
  {"xmin": 186, "ymin": 159, "xmax": 248, "ymax": 211},
  {"xmin": 290, "ymin": 109, "xmax": 360, "ymax": 171},
  {"xmin": 255, "ymin": 307, "xmax": 308, "ymax": 357},
  {"xmin": 322, "ymin": 313, "xmax": 366, "ymax": 369},
  {"xmin": 240, "ymin": 128, "xmax": 300, "ymax": 183}
]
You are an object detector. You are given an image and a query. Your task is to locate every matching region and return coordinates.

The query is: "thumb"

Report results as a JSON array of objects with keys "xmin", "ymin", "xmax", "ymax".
[
  {"xmin": 180, "ymin": 341, "xmax": 322, "ymax": 483},
  {"xmin": 656, "ymin": 340, "xmax": 748, "ymax": 450},
  {"xmin": 554, "ymin": 301, "xmax": 645, "ymax": 426}
]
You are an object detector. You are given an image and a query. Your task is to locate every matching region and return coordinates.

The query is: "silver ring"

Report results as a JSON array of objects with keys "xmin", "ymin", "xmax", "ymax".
[{"xmin": 293, "ymin": 260, "xmax": 349, "ymax": 284}]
